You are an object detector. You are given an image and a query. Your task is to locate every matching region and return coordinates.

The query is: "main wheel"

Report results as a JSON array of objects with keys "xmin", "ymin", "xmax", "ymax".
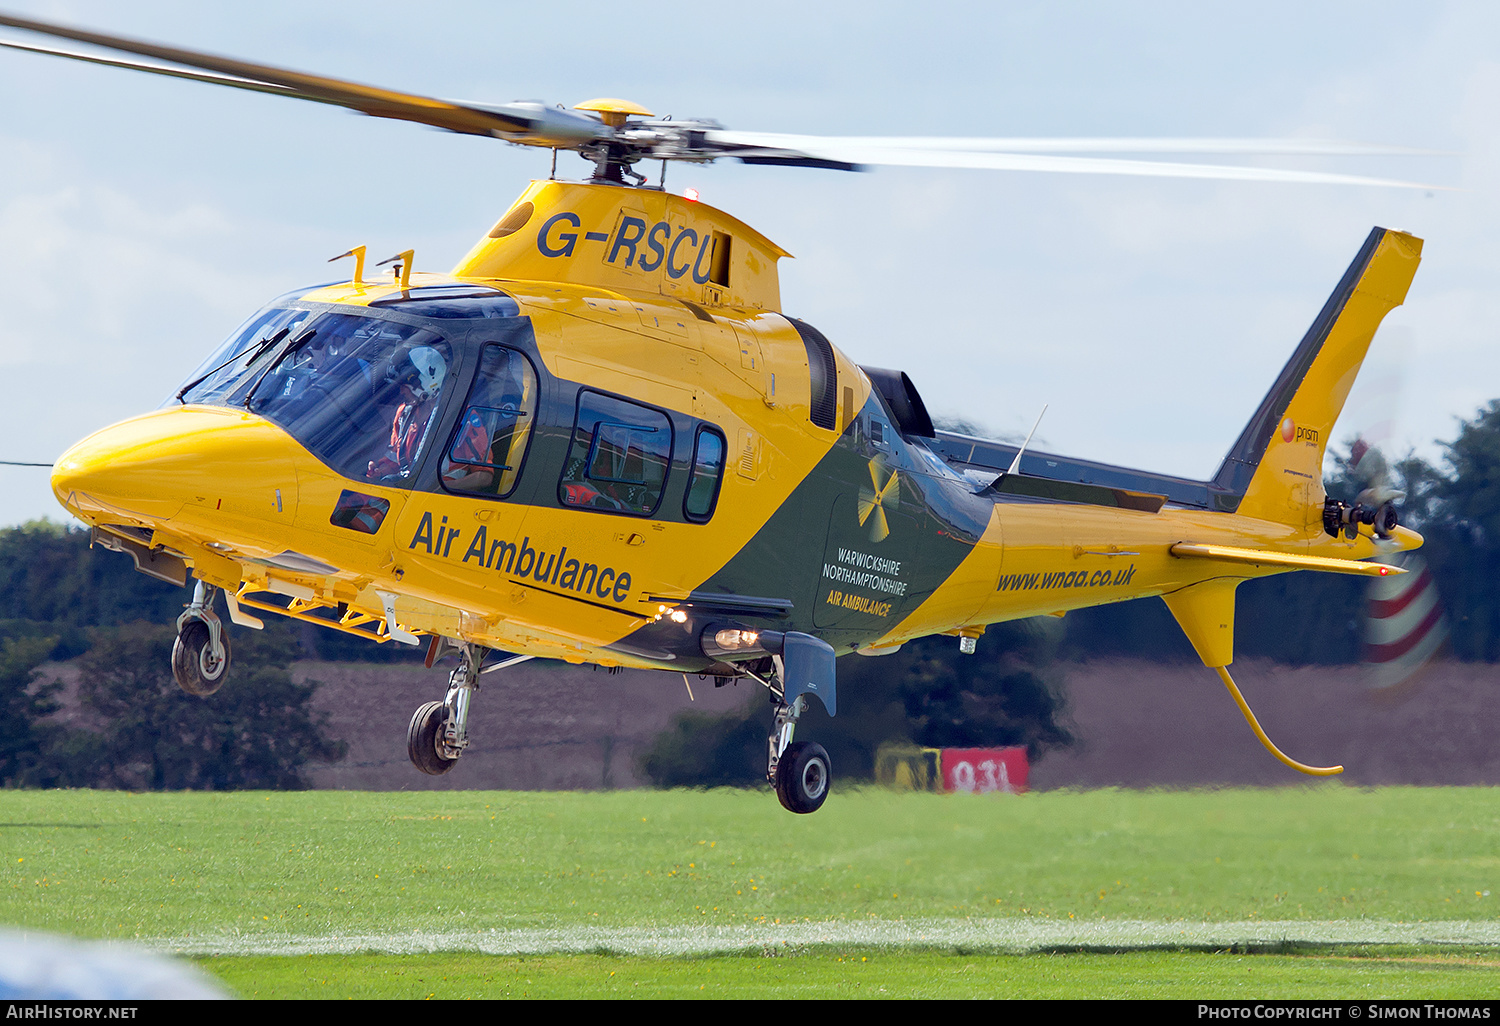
[
  {"xmin": 407, "ymin": 700, "xmax": 457, "ymax": 776},
  {"xmin": 171, "ymin": 620, "xmax": 230, "ymax": 697},
  {"xmin": 775, "ymin": 741, "xmax": 831, "ymax": 814}
]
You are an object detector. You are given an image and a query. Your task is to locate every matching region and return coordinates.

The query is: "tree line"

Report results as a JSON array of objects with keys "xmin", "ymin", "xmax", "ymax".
[{"xmin": 0, "ymin": 522, "xmax": 344, "ymax": 788}]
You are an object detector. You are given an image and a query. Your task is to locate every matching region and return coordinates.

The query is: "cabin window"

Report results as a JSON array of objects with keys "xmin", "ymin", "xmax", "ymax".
[
  {"xmin": 440, "ymin": 345, "xmax": 539, "ymax": 499},
  {"xmin": 559, "ymin": 391, "xmax": 673, "ymax": 516},
  {"xmin": 367, "ymin": 284, "xmax": 520, "ymax": 320},
  {"xmin": 684, "ymin": 427, "xmax": 726, "ymax": 522}
]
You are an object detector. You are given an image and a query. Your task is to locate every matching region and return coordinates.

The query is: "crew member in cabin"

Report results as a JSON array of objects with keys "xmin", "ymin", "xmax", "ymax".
[{"xmin": 367, "ymin": 346, "xmax": 447, "ymax": 482}]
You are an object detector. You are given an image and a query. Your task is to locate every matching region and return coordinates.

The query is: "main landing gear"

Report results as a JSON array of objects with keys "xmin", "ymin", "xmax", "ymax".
[
  {"xmin": 768, "ymin": 694, "xmax": 831, "ymax": 814},
  {"xmin": 173, "ymin": 581, "xmax": 230, "ymax": 696},
  {"xmin": 746, "ymin": 631, "xmax": 838, "ymax": 815}
]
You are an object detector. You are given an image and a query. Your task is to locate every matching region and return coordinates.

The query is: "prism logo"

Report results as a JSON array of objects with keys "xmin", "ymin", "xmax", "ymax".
[{"xmin": 1280, "ymin": 418, "xmax": 1320, "ymax": 445}]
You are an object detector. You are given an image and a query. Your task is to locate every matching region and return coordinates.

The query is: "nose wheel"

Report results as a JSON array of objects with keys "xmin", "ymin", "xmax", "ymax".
[
  {"xmin": 172, "ymin": 582, "xmax": 230, "ymax": 696},
  {"xmin": 172, "ymin": 619, "xmax": 230, "ymax": 696},
  {"xmin": 406, "ymin": 700, "xmax": 457, "ymax": 775}
]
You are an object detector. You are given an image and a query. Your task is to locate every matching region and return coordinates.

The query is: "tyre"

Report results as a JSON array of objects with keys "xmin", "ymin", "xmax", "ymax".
[
  {"xmin": 407, "ymin": 700, "xmax": 457, "ymax": 775},
  {"xmin": 775, "ymin": 740, "xmax": 831, "ymax": 814},
  {"xmin": 171, "ymin": 619, "xmax": 229, "ymax": 697}
]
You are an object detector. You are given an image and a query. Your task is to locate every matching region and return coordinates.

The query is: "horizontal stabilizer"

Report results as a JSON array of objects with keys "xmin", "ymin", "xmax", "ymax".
[{"xmin": 1170, "ymin": 542, "xmax": 1406, "ymax": 577}]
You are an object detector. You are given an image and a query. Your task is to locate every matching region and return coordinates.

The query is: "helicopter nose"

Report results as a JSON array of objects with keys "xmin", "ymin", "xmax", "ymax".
[{"xmin": 52, "ymin": 407, "xmax": 300, "ymax": 536}]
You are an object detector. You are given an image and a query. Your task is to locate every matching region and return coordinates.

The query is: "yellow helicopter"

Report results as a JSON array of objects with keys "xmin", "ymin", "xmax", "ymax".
[{"xmin": 1, "ymin": 12, "xmax": 1433, "ymax": 813}]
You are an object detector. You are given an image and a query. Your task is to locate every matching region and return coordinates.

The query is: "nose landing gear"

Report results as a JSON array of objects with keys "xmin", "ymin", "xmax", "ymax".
[
  {"xmin": 407, "ymin": 641, "xmax": 519, "ymax": 776},
  {"xmin": 172, "ymin": 581, "xmax": 230, "ymax": 696}
]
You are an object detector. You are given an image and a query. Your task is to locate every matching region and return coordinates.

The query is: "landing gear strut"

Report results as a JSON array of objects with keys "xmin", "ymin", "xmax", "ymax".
[
  {"xmin": 172, "ymin": 580, "xmax": 229, "ymax": 696},
  {"xmin": 407, "ymin": 642, "xmax": 486, "ymax": 776},
  {"xmin": 750, "ymin": 635, "xmax": 837, "ymax": 815}
]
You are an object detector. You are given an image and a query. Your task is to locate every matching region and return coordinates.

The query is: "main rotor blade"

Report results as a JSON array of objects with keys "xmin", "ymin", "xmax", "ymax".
[
  {"xmin": 0, "ymin": 10, "xmax": 1448, "ymax": 188},
  {"xmin": 0, "ymin": 38, "xmax": 307, "ymax": 100},
  {"xmin": 0, "ymin": 12, "xmax": 566, "ymax": 141},
  {"xmin": 715, "ymin": 132, "xmax": 1450, "ymax": 157},
  {"xmin": 707, "ymin": 131, "xmax": 1445, "ymax": 188}
]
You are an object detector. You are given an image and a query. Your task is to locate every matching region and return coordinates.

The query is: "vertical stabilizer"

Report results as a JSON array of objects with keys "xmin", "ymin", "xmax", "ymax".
[{"xmin": 1213, "ymin": 228, "xmax": 1423, "ymax": 526}]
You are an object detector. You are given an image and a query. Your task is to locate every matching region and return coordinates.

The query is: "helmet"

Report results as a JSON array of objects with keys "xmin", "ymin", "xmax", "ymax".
[{"xmin": 407, "ymin": 346, "xmax": 446, "ymax": 401}]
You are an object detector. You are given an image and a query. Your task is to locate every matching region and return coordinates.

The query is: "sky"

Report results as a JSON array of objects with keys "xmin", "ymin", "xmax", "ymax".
[{"xmin": 0, "ymin": 0, "xmax": 1495, "ymax": 526}]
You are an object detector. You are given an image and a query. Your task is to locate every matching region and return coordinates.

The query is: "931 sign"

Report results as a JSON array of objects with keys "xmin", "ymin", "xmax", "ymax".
[{"xmin": 940, "ymin": 747, "xmax": 1029, "ymax": 794}]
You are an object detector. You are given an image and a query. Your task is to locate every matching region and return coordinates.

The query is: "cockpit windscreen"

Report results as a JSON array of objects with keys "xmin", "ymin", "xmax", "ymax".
[{"xmin": 176, "ymin": 309, "xmax": 454, "ymax": 483}]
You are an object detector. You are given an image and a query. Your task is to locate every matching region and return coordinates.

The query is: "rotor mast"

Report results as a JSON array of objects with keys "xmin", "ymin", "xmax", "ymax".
[{"xmin": 573, "ymin": 98, "xmax": 655, "ymax": 185}]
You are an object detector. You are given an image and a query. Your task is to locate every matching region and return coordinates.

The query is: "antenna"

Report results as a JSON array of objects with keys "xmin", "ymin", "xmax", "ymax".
[
  {"xmin": 1005, "ymin": 404, "xmax": 1048, "ymax": 477},
  {"xmin": 327, "ymin": 245, "xmax": 366, "ymax": 284},
  {"xmin": 377, "ymin": 249, "xmax": 414, "ymax": 289}
]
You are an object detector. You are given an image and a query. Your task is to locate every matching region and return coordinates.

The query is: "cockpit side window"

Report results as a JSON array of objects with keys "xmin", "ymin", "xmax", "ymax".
[
  {"xmin": 559, "ymin": 391, "xmax": 673, "ymax": 517},
  {"xmin": 242, "ymin": 312, "xmax": 452, "ymax": 483},
  {"xmin": 683, "ymin": 427, "xmax": 726, "ymax": 522},
  {"xmin": 440, "ymin": 344, "xmax": 538, "ymax": 499}
]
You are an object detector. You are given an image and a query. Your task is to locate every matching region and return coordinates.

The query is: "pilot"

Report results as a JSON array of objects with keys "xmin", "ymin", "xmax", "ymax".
[
  {"xmin": 279, "ymin": 333, "xmax": 338, "ymax": 402},
  {"xmin": 366, "ymin": 346, "xmax": 447, "ymax": 481}
]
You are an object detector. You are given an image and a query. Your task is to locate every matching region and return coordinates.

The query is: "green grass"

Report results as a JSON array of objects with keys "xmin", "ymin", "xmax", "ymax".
[
  {"xmin": 194, "ymin": 948, "xmax": 1500, "ymax": 999},
  {"xmin": 5, "ymin": 786, "xmax": 1500, "ymax": 997},
  {"xmin": 7, "ymin": 785, "xmax": 1500, "ymax": 933}
]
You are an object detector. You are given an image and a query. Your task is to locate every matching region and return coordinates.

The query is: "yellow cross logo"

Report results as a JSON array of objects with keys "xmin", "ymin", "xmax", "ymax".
[{"xmin": 857, "ymin": 457, "xmax": 900, "ymax": 542}]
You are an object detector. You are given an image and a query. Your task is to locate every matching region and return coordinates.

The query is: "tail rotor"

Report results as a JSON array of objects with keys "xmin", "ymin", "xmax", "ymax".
[{"xmin": 1339, "ymin": 349, "xmax": 1449, "ymax": 694}]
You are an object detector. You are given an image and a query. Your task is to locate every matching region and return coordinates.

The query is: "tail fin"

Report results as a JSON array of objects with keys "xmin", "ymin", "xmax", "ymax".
[{"xmin": 1211, "ymin": 227, "xmax": 1423, "ymax": 525}]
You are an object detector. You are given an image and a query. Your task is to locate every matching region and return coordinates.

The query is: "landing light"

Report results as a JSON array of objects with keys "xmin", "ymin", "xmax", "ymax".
[
  {"xmin": 651, "ymin": 605, "xmax": 688, "ymax": 624},
  {"xmin": 714, "ymin": 628, "xmax": 758, "ymax": 650}
]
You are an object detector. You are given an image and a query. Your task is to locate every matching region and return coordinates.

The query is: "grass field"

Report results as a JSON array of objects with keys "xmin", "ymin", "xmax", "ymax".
[{"xmin": 5, "ymin": 786, "xmax": 1500, "ymax": 998}]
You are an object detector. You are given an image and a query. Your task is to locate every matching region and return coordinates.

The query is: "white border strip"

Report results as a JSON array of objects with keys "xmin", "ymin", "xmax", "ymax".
[{"xmin": 153, "ymin": 919, "xmax": 1500, "ymax": 957}]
